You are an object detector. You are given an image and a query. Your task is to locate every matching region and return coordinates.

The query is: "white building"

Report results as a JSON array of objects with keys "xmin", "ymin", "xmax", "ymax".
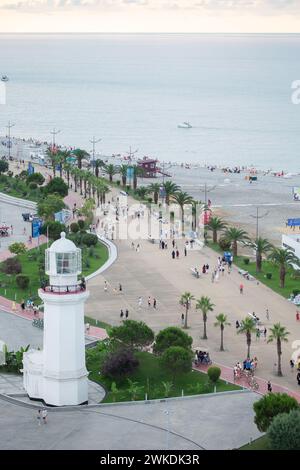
[
  {"xmin": 23, "ymin": 232, "xmax": 89, "ymax": 406},
  {"xmin": 282, "ymin": 233, "xmax": 300, "ymax": 270}
]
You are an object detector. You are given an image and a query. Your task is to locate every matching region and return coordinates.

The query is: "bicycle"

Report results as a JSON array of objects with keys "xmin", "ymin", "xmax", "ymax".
[{"xmin": 248, "ymin": 376, "xmax": 259, "ymax": 391}]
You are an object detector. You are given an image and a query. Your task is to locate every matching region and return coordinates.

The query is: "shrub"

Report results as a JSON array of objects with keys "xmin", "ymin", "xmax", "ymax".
[
  {"xmin": 78, "ymin": 219, "xmax": 85, "ymax": 230},
  {"xmin": 9, "ymin": 242, "xmax": 27, "ymax": 256},
  {"xmin": 70, "ymin": 222, "xmax": 79, "ymax": 233},
  {"xmin": 268, "ymin": 410, "xmax": 300, "ymax": 450},
  {"xmin": 116, "ymin": 180, "xmax": 121, "ymax": 186},
  {"xmin": 0, "ymin": 160, "xmax": 9, "ymax": 174},
  {"xmin": 109, "ymin": 320, "xmax": 155, "ymax": 351},
  {"xmin": 160, "ymin": 346, "xmax": 192, "ymax": 380},
  {"xmin": 1, "ymin": 258, "xmax": 22, "ymax": 275},
  {"xmin": 126, "ymin": 185, "xmax": 131, "ymax": 192},
  {"xmin": 207, "ymin": 366, "xmax": 221, "ymax": 384},
  {"xmin": 41, "ymin": 221, "xmax": 66, "ymax": 241},
  {"xmin": 16, "ymin": 275, "xmax": 30, "ymax": 290},
  {"xmin": 102, "ymin": 349, "xmax": 139, "ymax": 381},
  {"xmin": 292, "ymin": 289, "xmax": 300, "ymax": 297},
  {"xmin": 81, "ymin": 233, "xmax": 98, "ymax": 247},
  {"xmin": 28, "ymin": 182, "xmax": 38, "ymax": 190},
  {"xmin": 253, "ymin": 392, "xmax": 299, "ymax": 433},
  {"xmin": 154, "ymin": 327, "xmax": 193, "ymax": 355},
  {"xmin": 26, "ymin": 172, "xmax": 45, "ymax": 185},
  {"xmin": 243, "ymin": 258, "xmax": 250, "ymax": 265},
  {"xmin": 218, "ymin": 238, "xmax": 231, "ymax": 251},
  {"xmin": 44, "ymin": 177, "xmax": 68, "ymax": 197},
  {"xmin": 266, "ymin": 272, "xmax": 272, "ymax": 280}
]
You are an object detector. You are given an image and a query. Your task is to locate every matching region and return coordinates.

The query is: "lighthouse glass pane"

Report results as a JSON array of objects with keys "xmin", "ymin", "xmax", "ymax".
[{"xmin": 56, "ymin": 252, "xmax": 77, "ymax": 274}]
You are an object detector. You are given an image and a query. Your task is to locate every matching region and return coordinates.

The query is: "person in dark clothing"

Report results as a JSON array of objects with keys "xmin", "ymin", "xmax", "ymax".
[
  {"xmin": 120, "ymin": 309, "xmax": 124, "ymax": 319},
  {"xmin": 172, "ymin": 250, "xmax": 175, "ymax": 259}
]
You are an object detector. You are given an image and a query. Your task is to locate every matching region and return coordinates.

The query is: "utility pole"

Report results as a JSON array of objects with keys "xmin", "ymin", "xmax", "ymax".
[
  {"xmin": 250, "ymin": 207, "xmax": 269, "ymax": 240},
  {"xmin": 200, "ymin": 182, "xmax": 216, "ymax": 206},
  {"xmin": 6, "ymin": 121, "xmax": 15, "ymax": 160},
  {"xmin": 50, "ymin": 128, "xmax": 61, "ymax": 151},
  {"xmin": 90, "ymin": 136, "xmax": 101, "ymax": 174}
]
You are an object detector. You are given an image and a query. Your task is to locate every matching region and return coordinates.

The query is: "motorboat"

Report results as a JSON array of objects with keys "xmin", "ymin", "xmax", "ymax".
[
  {"xmin": 1, "ymin": 75, "xmax": 9, "ymax": 82},
  {"xmin": 178, "ymin": 121, "xmax": 192, "ymax": 129}
]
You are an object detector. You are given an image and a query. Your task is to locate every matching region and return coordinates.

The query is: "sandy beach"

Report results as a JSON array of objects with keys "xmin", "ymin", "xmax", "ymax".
[{"xmin": 2, "ymin": 136, "xmax": 300, "ymax": 245}]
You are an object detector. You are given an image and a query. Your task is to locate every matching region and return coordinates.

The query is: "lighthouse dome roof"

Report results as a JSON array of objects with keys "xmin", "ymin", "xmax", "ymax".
[{"xmin": 48, "ymin": 232, "xmax": 77, "ymax": 253}]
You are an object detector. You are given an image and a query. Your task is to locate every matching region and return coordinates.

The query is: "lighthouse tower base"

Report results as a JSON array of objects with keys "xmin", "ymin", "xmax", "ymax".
[{"xmin": 23, "ymin": 350, "xmax": 88, "ymax": 406}]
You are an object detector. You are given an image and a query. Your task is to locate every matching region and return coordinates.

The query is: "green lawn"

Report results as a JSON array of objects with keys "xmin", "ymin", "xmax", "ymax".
[
  {"xmin": 239, "ymin": 435, "xmax": 270, "ymax": 450},
  {"xmin": 208, "ymin": 241, "xmax": 299, "ymax": 299},
  {"xmin": 0, "ymin": 241, "xmax": 108, "ymax": 304},
  {"xmin": 87, "ymin": 348, "xmax": 240, "ymax": 403}
]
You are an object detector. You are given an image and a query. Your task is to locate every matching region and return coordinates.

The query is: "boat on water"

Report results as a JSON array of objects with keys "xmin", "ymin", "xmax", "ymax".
[
  {"xmin": 178, "ymin": 122, "xmax": 192, "ymax": 129},
  {"xmin": 1, "ymin": 75, "xmax": 9, "ymax": 82}
]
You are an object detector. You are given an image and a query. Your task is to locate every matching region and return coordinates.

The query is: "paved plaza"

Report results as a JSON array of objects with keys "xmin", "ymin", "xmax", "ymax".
[{"xmin": 0, "ymin": 391, "xmax": 261, "ymax": 450}]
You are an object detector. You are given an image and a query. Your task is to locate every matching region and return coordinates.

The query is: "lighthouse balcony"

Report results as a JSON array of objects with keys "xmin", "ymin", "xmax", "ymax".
[{"xmin": 40, "ymin": 282, "xmax": 86, "ymax": 295}]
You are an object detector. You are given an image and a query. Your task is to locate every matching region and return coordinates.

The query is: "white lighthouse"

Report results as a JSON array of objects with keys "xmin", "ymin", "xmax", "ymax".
[{"xmin": 23, "ymin": 232, "xmax": 89, "ymax": 406}]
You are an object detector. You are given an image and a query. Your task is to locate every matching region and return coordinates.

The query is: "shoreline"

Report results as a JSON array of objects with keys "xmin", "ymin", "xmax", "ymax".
[{"xmin": 2, "ymin": 135, "xmax": 300, "ymax": 245}]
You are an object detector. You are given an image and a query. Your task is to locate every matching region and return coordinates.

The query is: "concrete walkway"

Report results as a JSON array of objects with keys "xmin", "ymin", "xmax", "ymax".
[{"xmin": 0, "ymin": 390, "xmax": 261, "ymax": 450}]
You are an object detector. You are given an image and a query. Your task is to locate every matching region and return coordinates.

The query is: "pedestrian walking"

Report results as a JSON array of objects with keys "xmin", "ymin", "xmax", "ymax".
[
  {"xmin": 181, "ymin": 313, "xmax": 185, "ymax": 326},
  {"xmin": 119, "ymin": 283, "xmax": 122, "ymax": 292},
  {"xmin": 172, "ymin": 239, "xmax": 175, "ymax": 248},
  {"xmin": 104, "ymin": 281, "xmax": 108, "ymax": 292},
  {"xmin": 267, "ymin": 381, "xmax": 272, "ymax": 393},
  {"xmin": 239, "ymin": 283, "xmax": 244, "ymax": 294},
  {"xmin": 184, "ymin": 247, "xmax": 187, "ymax": 257},
  {"xmin": 148, "ymin": 296, "xmax": 151, "ymax": 307},
  {"xmin": 176, "ymin": 249, "xmax": 179, "ymax": 259},
  {"xmin": 266, "ymin": 308, "xmax": 270, "ymax": 321},
  {"xmin": 138, "ymin": 297, "xmax": 142, "ymax": 308},
  {"xmin": 263, "ymin": 327, "xmax": 267, "ymax": 340},
  {"xmin": 256, "ymin": 328, "xmax": 260, "ymax": 341},
  {"xmin": 172, "ymin": 250, "xmax": 175, "ymax": 259},
  {"xmin": 120, "ymin": 309, "xmax": 124, "ymax": 319},
  {"xmin": 290, "ymin": 359, "xmax": 295, "ymax": 371},
  {"xmin": 125, "ymin": 309, "xmax": 129, "ymax": 319},
  {"xmin": 153, "ymin": 298, "xmax": 157, "ymax": 309},
  {"xmin": 42, "ymin": 409, "xmax": 48, "ymax": 424},
  {"xmin": 37, "ymin": 409, "xmax": 42, "ymax": 426}
]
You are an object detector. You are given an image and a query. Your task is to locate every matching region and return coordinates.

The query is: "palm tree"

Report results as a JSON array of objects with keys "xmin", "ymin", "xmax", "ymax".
[
  {"xmin": 163, "ymin": 181, "xmax": 180, "ymax": 205},
  {"xmin": 191, "ymin": 200, "xmax": 208, "ymax": 231},
  {"xmin": 104, "ymin": 163, "xmax": 118, "ymax": 183},
  {"xmin": 46, "ymin": 147, "xmax": 58, "ymax": 177},
  {"xmin": 196, "ymin": 296, "xmax": 215, "ymax": 340},
  {"xmin": 267, "ymin": 323, "xmax": 289, "ymax": 377},
  {"xmin": 237, "ymin": 317, "xmax": 256, "ymax": 358},
  {"xmin": 63, "ymin": 162, "xmax": 72, "ymax": 188},
  {"xmin": 95, "ymin": 159, "xmax": 105, "ymax": 178},
  {"xmin": 214, "ymin": 314, "xmax": 231, "ymax": 351},
  {"xmin": 268, "ymin": 247, "xmax": 300, "ymax": 288},
  {"xmin": 132, "ymin": 165, "xmax": 144, "ymax": 190},
  {"xmin": 224, "ymin": 227, "xmax": 249, "ymax": 257},
  {"xmin": 207, "ymin": 216, "xmax": 227, "ymax": 243},
  {"xmin": 119, "ymin": 164, "xmax": 128, "ymax": 186},
  {"xmin": 56, "ymin": 150, "xmax": 71, "ymax": 178},
  {"xmin": 180, "ymin": 292, "xmax": 195, "ymax": 329},
  {"xmin": 135, "ymin": 186, "xmax": 148, "ymax": 199},
  {"xmin": 248, "ymin": 237, "xmax": 272, "ymax": 273},
  {"xmin": 172, "ymin": 191, "xmax": 194, "ymax": 235},
  {"xmin": 73, "ymin": 148, "xmax": 89, "ymax": 169},
  {"xmin": 148, "ymin": 182, "xmax": 161, "ymax": 205}
]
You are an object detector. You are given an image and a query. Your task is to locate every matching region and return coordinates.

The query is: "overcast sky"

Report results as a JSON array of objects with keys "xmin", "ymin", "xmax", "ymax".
[{"xmin": 1, "ymin": 0, "xmax": 300, "ymax": 32}]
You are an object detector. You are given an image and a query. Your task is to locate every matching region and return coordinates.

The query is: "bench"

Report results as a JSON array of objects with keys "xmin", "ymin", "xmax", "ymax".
[
  {"xmin": 190, "ymin": 268, "xmax": 200, "ymax": 278},
  {"xmin": 238, "ymin": 269, "xmax": 255, "ymax": 281}
]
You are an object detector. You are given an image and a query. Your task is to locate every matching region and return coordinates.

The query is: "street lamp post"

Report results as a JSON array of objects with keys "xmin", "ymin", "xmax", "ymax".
[
  {"xmin": 6, "ymin": 121, "xmax": 15, "ymax": 160},
  {"xmin": 50, "ymin": 128, "xmax": 61, "ymax": 151},
  {"xmin": 90, "ymin": 136, "xmax": 101, "ymax": 174},
  {"xmin": 250, "ymin": 207, "xmax": 269, "ymax": 240}
]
